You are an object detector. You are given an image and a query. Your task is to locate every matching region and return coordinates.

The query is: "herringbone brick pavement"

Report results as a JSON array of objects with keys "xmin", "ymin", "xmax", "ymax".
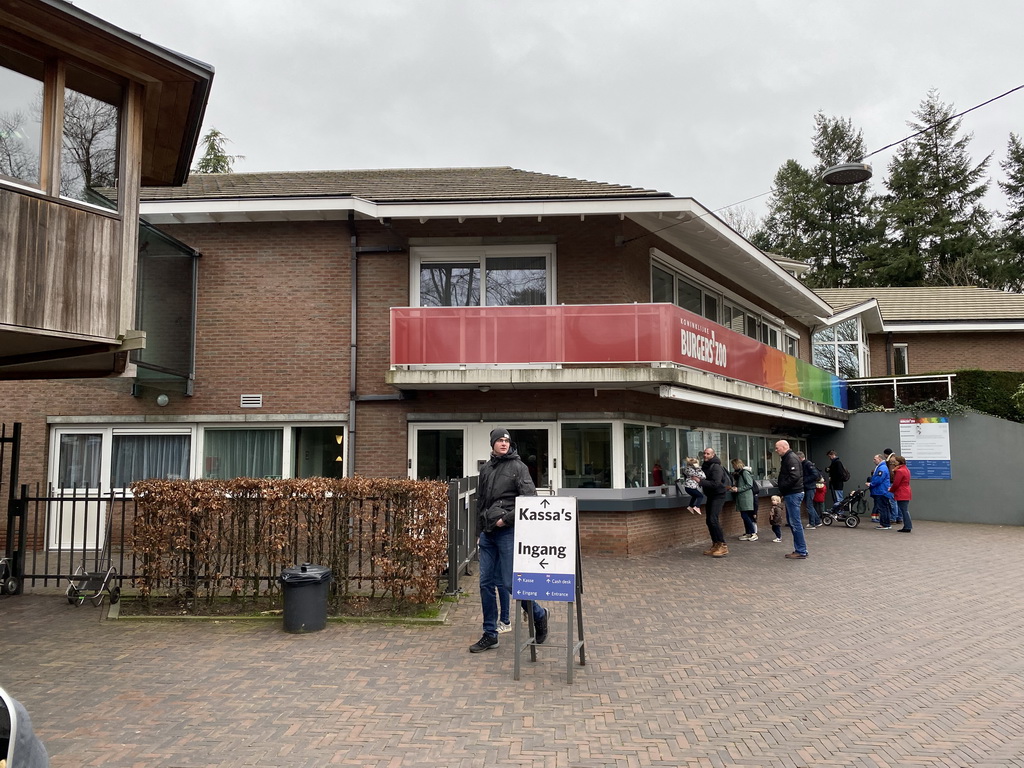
[{"xmin": 4, "ymin": 521, "xmax": 1024, "ymax": 767}]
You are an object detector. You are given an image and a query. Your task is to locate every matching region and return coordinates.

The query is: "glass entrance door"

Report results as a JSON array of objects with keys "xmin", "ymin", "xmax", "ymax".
[{"xmin": 500, "ymin": 425, "xmax": 555, "ymax": 494}]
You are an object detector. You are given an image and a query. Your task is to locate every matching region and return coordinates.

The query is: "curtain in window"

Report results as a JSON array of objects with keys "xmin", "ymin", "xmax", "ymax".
[
  {"xmin": 203, "ymin": 429, "xmax": 283, "ymax": 479},
  {"xmin": 57, "ymin": 433, "xmax": 102, "ymax": 488},
  {"xmin": 112, "ymin": 434, "xmax": 190, "ymax": 487}
]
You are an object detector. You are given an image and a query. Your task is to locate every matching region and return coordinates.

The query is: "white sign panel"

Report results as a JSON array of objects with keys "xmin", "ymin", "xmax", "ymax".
[
  {"xmin": 512, "ymin": 496, "xmax": 577, "ymax": 602},
  {"xmin": 899, "ymin": 417, "xmax": 952, "ymax": 479}
]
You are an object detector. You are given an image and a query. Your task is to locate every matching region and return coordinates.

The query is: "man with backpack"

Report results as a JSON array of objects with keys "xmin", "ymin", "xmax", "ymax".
[{"xmin": 826, "ymin": 449, "xmax": 850, "ymax": 505}]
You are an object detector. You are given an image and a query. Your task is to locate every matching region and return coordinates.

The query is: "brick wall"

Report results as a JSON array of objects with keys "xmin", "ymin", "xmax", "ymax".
[{"xmin": 868, "ymin": 331, "xmax": 1024, "ymax": 376}]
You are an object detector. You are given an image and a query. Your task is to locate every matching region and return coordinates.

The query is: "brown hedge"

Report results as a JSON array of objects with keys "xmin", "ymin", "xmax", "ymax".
[{"xmin": 130, "ymin": 476, "xmax": 449, "ymax": 610}]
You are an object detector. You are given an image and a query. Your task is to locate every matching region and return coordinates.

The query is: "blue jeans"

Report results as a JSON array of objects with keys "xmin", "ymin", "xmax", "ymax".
[
  {"xmin": 890, "ymin": 497, "xmax": 900, "ymax": 522},
  {"xmin": 784, "ymin": 492, "xmax": 807, "ymax": 555},
  {"xmin": 478, "ymin": 526, "xmax": 544, "ymax": 637},
  {"xmin": 803, "ymin": 490, "xmax": 821, "ymax": 526},
  {"xmin": 897, "ymin": 499, "xmax": 911, "ymax": 530},
  {"xmin": 740, "ymin": 509, "xmax": 757, "ymax": 536},
  {"xmin": 832, "ymin": 489, "xmax": 845, "ymax": 506},
  {"xmin": 872, "ymin": 495, "xmax": 892, "ymax": 527}
]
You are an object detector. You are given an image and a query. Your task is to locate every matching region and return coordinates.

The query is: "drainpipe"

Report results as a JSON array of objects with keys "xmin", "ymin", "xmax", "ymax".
[
  {"xmin": 348, "ymin": 215, "xmax": 358, "ymax": 478},
  {"xmin": 346, "ymin": 215, "xmax": 407, "ymax": 477},
  {"xmin": 885, "ymin": 331, "xmax": 893, "ymax": 376}
]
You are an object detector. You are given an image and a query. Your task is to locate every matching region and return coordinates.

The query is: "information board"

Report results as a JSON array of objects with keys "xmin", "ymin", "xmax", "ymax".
[
  {"xmin": 512, "ymin": 496, "xmax": 578, "ymax": 602},
  {"xmin": 899, "ymin": 417, "xmax": 952, "ymax": 480}
]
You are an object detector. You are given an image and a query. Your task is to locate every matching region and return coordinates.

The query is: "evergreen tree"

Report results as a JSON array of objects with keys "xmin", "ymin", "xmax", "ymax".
[
  {"xmin": 193, "ymin": 127, "xmax": 243, "ymax": 174},
  {"xmin": 994, "ymin": 132, "xmax": 1024, "ymax": 290},
  {"xmin": 753, "ymin": 114, "xmax": 879, "ymax": 288},
  {"xmin": 878, "ymin": 89, "xmax": 994, "ymax": 286}
]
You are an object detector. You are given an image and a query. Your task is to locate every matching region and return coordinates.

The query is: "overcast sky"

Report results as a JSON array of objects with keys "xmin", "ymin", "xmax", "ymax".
[{"xmin": 75, "ymin": 0, "xmax": 1023, "ymax": 222}]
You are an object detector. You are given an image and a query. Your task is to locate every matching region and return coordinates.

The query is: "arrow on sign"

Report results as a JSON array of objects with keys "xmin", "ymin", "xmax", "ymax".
[
  {"xmin": 538, "ymin": 559, "xmax": 548, "ymax": 569},
  {"xmin": 540, "ymin": 499, "xmax": 550, "ymax": 507}
]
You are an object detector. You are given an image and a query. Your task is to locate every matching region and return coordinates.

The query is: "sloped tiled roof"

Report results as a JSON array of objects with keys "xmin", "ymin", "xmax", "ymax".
[
  {"xmin": 815, "ymin": 286, "xmax": 1024, "ymax": 322},
  {"xmin": 139, "ymin": 166, "xmax": 670, "ymax": 203}
]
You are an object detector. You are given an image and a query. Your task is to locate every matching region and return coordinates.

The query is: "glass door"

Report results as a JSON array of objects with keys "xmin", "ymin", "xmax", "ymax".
[{"xmin": 50, "ymin": 431, "xmax": 107, "ymax": 549}]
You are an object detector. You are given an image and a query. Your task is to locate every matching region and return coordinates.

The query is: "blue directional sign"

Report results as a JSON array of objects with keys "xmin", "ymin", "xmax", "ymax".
[{"xmin": 512, "ymin": 496, "xmax": 578, "ymax": 602}]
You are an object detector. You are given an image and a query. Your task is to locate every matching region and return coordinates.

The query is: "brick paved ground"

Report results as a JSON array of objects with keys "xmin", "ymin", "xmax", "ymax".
[{"xmin": 5, "ymin": 520, "xmax": 1024, "ymax": 767}]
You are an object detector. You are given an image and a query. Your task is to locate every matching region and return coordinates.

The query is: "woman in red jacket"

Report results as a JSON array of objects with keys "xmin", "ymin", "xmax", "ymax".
[{"xmin": 889, "ymin": 455, "xmax": 913, "ymax": 533}]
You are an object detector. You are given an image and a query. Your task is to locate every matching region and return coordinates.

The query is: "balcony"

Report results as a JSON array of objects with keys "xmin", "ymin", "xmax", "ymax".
[{"xmin": 389, "ymin": 303, "xmax": 848, "ymax": 411}]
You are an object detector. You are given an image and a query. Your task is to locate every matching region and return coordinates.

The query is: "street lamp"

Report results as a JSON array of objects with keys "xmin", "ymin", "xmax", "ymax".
[{"xmin": 821, "ymin": 162, "xmax": 873, "ymax": 186}]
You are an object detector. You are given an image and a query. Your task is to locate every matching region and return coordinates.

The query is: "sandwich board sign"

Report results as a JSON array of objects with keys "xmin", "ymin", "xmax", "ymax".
[{"xmin": 512, "ymin": 496, "xmax": 577, "ymax": 602}]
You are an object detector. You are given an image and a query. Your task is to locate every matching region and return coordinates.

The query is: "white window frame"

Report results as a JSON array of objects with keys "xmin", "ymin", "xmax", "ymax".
[
  {"xmin": 410, "ymin": 244, "xmax": 556, "ymax": 307},
  {"xmin": 893, "ymin": 343, "xmax": 909, "ymax": 376}
]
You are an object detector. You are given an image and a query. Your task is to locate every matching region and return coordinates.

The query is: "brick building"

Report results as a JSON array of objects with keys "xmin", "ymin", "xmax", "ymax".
[
  {"xmin": 1, "ymin": 167, "xmax": 852, "ymax": 555},
  {"xmin": 813, "ymin": 286, "xmax": 1024, "ymax": 378}
]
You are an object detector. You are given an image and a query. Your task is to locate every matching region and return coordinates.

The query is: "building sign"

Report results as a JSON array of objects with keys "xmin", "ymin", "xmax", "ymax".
[
  {"xmin": 512, "ymin": 496, "xmax": 577, "ymax": 602},
  {"xmin": 899, "ymin": 417, "xmax": 952, "ymax": 480}
]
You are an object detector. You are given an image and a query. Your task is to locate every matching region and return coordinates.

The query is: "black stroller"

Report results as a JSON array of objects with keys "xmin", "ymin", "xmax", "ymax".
[{"xmin": 820, "ymin": 487, "xmax": 866, "ymax": 528}]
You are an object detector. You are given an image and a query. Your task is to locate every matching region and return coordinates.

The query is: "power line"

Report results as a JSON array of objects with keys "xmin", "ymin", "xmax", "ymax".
[{"xmin": 621, "ymin": 83, "xmax": 1023, "ymax": 246}]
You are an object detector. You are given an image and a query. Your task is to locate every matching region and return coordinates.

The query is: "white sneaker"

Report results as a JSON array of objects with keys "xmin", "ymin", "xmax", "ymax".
[
  {"xmin": 747, "ymin": 533, "xmax": 758, "ymax": 541},
  {"xmin": 772, "ymin": 537, "xmax": 782, "ymax": 543},
  {"xmin": 497, "ymin": 621, "xmax": 512, "ymax": 634},
  {"xmin": 738, "ymin": 534, "xmax": 752, "ymax": 541}
]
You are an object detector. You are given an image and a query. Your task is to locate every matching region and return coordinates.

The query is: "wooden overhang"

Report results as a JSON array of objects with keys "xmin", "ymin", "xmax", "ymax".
[{"xmin": 0, "ymin": 0, "xmax": 214, "ymax": 186}]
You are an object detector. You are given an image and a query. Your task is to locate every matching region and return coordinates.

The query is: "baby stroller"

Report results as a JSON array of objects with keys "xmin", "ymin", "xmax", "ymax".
[
  {"xmin": 1, "ymin": 685, "xmax": 50, "ymax": 767},
  {"xmin": 820, "ymin": 487, "xmax": 865, "ymax": 528}
]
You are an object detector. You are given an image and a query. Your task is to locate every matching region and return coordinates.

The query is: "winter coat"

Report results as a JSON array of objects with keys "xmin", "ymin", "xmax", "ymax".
[
  {"xmin": 827, "ymin": 457, "xmax": 847, "ymax": 491},
  {"xmin": 801, "ymin": 459, "xmax": 822, "ymax": 492},
  {"xmin": 889, "ymin": 463, "xmax": 912, "ymax": 501},
  {"xmin": 732, "ymin": 467, "xmax": 756, "ymax": 512},
  {"xmin": 869, "ymin": 461, "xmax": 893, "ymax": 499},
  {"xmin": 777, "ymin": 449, "xmax": 804, "ymax": 496},
  {"xmin": 477, "ymin": 447, "xmax": 537, "ymax": 531},
  {"xmin": 699, "ymin": 457, "xmax": 728, "ymax": 497}
]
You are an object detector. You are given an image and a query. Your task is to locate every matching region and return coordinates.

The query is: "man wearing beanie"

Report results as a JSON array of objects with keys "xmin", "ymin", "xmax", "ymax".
[{"xmin": 469, "ymin": 427, "xmax": 548, "ymax": 653}]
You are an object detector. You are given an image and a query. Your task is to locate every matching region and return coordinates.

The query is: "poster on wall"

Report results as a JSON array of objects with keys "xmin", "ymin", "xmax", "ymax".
[{"xmin": 899, "ymin": 417, "xmax": 952, "ymax": 479}]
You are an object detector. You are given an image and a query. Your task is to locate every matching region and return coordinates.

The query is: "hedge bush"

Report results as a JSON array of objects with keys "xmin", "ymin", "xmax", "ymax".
[{"xmin": 130, "ymin": 476, "xmax": 449, "ymax": 611}]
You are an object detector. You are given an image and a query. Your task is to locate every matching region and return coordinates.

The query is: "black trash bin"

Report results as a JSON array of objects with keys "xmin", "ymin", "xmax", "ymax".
[{"xmin": 279, "ymin": 563, "xmax": 332, "ymax": 633}]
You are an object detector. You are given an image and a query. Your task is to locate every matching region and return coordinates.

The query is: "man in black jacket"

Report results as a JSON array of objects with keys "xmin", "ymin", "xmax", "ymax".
[
  {"xmin": 826, "ymin": 449, "xmax": 847, "ymax": 505},
  {"xmin": 700, "ymin": 448, "xmax": 730, "ymax": 557},
  {"xmin": 774, "ymin": 440, "xmax": 808, "ymax": 559},
  {"xmin": 469, "ymin": 427, "xmax": 548, "ymax": 653}
]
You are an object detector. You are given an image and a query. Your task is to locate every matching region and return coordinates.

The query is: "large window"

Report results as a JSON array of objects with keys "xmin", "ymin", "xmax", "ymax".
[
  {"xmin": 0, "ymin": 44, "xmax": 122, "ymax": 208},
  {"xmin": 561, "ymin": 423, "xmax": 611, "ymax": 488},
  {"xmin": 812, "ymin": 318, "xmax": 868, "ymax": 379},
  {"xmin": 51, "ymin": 424, "xmax": 346, "ymax": 491},
  {"xmin": 414, "ymin": 246, "xmax": 553, "ymax": 307}
]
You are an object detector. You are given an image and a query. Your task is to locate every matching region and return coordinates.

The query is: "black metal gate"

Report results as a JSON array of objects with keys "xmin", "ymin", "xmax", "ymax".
[{"xmin": 1, "ymin": 422, "xmax": 23, "ymax": 594}]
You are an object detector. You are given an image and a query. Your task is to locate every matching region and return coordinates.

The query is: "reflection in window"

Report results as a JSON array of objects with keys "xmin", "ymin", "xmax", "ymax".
[
  {"xmin": 60, "ymin": 65, "xmax": 120, "ymax": 205},
  {"xmin": 203, "ymin": 429, "xmax": 283, "ymax": 479},
  {"xmin": 623, "ymin": 424, "xmax": 645, "ymax": 486},
  {"xmin": 294, "ymin": 427, "xmax": 345, "ymax": 479},
  {"xmin": 486, "ymin": 256, "xmax": 546, "ymax": 306},
  {"xmin": 112, "ymin": 434, "xmax": 190, "ymax": 487},
  {"xmin": 0, "ymin": 45, "xmax": 44, "ymax": 186},
  {"xmin": 812, "ymin": 318, "xmax": 866, "ymax": 378},
  {"xmin": 58, "ymin": 433, "xmax": 102, "ymax": 488},
  {"xmin": 646, "ymin": 426, "xmax": 677, "ymax": 484},
  {"xmin": 562, "ymin": 423, "xmax": 611, "ymax": 488},
  {"xmin": 651, "ymin": 267, "xmax": 673, "ymax": 303},
  {"xmin": 420, "ymin": 262, "xmax": 479, "ymax": 307},
  {"xmin": 893, "ymin": 344, "xmax": 909, "ymax": 376}
]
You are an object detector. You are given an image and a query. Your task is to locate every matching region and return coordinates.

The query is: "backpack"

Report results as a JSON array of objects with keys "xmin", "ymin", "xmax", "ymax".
[
  {"xmin": 841, "ymin": 465, "xmax": 851, "ymax": 482},
  {"xmin": 743, "ymin": 468, "xmax": 762, "ymax": 496}
]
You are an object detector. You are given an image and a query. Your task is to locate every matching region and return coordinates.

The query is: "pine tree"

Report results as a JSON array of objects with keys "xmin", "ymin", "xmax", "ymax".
[
  {"xmin": 878, "ymin": 89, "xmax": 994, "ymax": 286},
  {"xmin": 753, "ymin": 114, "xmax": 879, "ymax": 288},
  {"xmin": 193, "ymin": 128, "xmax": 243, "ymax": 174},
  {"xmin": 994, "ymin": 132, "xmax": 1024, "ymax": 290}
]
